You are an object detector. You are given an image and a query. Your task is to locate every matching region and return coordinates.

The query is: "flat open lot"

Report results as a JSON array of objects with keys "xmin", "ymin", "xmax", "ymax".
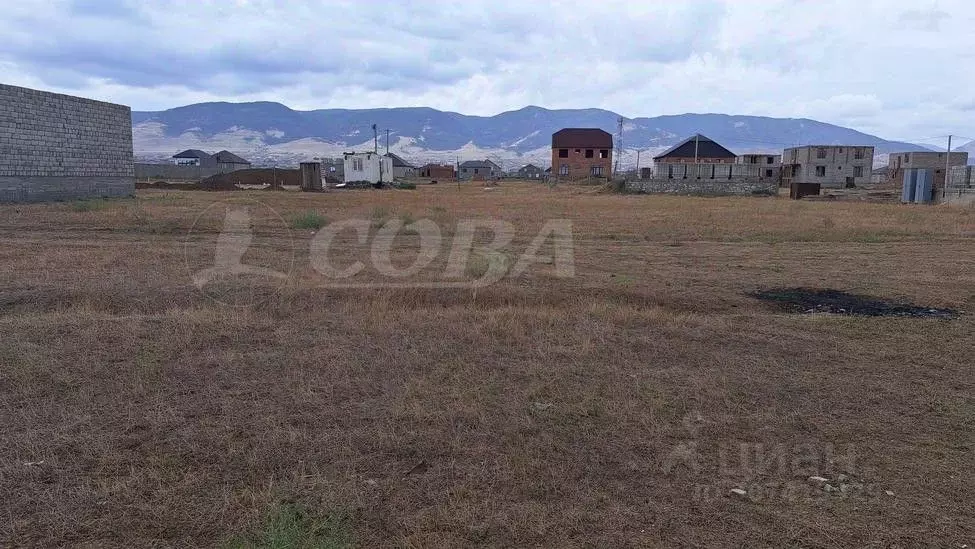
[{"xmin": 1, "ymin": 182, "xmax": 973, "ymax": 547}]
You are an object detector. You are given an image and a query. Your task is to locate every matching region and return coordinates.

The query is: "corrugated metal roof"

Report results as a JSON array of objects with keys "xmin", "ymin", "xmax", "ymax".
[
  {"xmin": 172, "ymin": 149, "xmax": 212, "ymax": 159},
  {"xmin": 552, "ymin": 128, "xmax": 613, "ymax": 149},
  {"xmin": 384, "ymin": 152, "xmax": 415, "ymax": 168},
  {"xmin": 212, "ymin": 150, "xmax": 251, "ymax": 164},
  {"xmin": 460, "ymin": 160, "xmax": 499, "ymax": 169},
  {"xmin": 654, "ymin": 134, "xmax": 736, "ymax": 160}
]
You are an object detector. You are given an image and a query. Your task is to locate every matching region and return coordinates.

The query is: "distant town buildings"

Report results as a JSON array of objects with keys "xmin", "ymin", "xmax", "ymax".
[
  {"xmin": 781, "ymin": 146, "xmax": 874, "ymax": 188},
  {"xmin": 172, "ymin": 149, "xmax": 251, "ymax": 172},
  {"xmin": 551, "ymin": 128, "xmax": 613, "ymax": 179}
]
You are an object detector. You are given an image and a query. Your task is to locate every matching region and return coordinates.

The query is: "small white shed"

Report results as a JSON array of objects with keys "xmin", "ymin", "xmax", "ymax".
[{"xmin": 343, "ymin": 152, "xmax": 393, "ymax": 184}]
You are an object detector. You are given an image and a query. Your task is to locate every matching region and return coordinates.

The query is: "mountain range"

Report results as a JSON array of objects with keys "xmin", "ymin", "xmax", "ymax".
[{"xmin": 132, "ymin": 102, "xmax": 942, "ymax": 168}]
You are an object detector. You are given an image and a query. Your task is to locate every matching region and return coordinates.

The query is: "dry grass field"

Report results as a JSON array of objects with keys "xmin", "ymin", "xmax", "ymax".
[{"xmin": 1, "ymin": 181, "xmax": 973, "ymax": 548}]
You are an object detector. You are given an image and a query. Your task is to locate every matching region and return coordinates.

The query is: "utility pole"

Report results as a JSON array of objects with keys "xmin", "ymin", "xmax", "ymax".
[
  {"xmin": 372, "ymin": 124, "xmax": 378, "ymax": 154},
  {"xmin": 694, "ymin": 134, "xmax": 700, "ymax": 164},
  {"xmin": 615, "ymin": 116, "xmax": 624, "ymax": 176},
  {"xmin": 385, "ymin": 129, "xmax": 390, "ymax": 155},
  {"xmin": 944, "ymin": 135, "xmax": 952, "ymax": 199},
  {"xmin": 636, "ymin": 149, "xmax": 641, "ymax": 177}
]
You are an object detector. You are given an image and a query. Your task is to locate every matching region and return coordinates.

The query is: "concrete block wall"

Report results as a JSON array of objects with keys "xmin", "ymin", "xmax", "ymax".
[
  {"xmin": 949, "ymin": 166, "xmax": 974, "ymax": 187},
  {"xmin": 625, "ymin": 178, "xmax": 778, "ymax": 196},
  {"xmin": 0, "ymin": 83, "xmax": 134, "ymax": 202},
  {"xmin": 135, "ymin": 163, "xmax": 224, "ymax": 181},
  {"xmin": 942, "ymin": 188, "xmax": 975, "ymax": 207},
  {"xmin": 652, "ymin": 163, "xmax": 775, "ymax": 180}
]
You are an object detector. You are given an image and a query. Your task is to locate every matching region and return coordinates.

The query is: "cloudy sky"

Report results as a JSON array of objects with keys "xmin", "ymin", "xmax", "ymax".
[{"xmin": 2, "ymin": 0, "xmax": 974, "ymax": 142}]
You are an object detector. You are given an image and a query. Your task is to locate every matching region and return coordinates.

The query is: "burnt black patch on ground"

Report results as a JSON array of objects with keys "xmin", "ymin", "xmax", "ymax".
[{"xmin": 751, "ymin": 288, "xmax": 957, "ymax": 318}]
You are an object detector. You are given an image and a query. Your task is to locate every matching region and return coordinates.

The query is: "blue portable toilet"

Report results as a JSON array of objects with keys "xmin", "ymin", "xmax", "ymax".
[
  {"xmin": 914, "ymin": 169, "xmax": 933, "ymax": 203},
  {"xmin": 902, "ymin": 169, "xmax": 917, "ymax": 203}
]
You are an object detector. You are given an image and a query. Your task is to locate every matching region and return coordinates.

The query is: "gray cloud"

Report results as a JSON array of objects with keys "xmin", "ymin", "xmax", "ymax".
[{"xmin": 1, "ymin": 0, "xmax": 975, "ymax": 140}]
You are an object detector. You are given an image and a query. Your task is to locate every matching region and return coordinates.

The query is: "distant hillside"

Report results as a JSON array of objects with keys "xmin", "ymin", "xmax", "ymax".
[
  {"xmin": 954, "ymin": 140, "xmax": 975, "ymax": 161},
  {"xmin": 131, "ymin": 102, "xmax": 932, "ymax": 167}
]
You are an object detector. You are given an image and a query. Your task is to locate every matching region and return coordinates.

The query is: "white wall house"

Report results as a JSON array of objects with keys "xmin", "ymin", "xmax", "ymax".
[{"xmin": 343, "ymin": 152, "xmax": 393, "ymax": 184}]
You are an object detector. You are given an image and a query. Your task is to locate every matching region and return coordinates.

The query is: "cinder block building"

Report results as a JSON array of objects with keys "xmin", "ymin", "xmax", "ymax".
[
  {"xmin": 551, "ymin": 128, "xmax": 613, "ymax": 179},
  {"xmin": 212, "ymin": 151, "xmax": 251, "ymax": 172},
  {"xmin": 738, "ymin": 153, "xmax": 781, "ymax": 180},
  {"xmin": 0, "ymin": 83, "xmax": 134, "ymax": 202},
  {"xmin": 888, "ymin": 151, "xmax": 967, "ymax": 190},
  {"xmin": 385, "ymin": 152, "xmax": 416, "ymax": 179},
  {"xmin": 458, "ymin": 160, "xmax": 502, "ymax": 180},
  {"xmin": 516, "ymin": 163, "xmax": 544, "ymax": 179},
  {"xmin": 781, "ymin": 145, "xmax": 875, "ymax": 188}
]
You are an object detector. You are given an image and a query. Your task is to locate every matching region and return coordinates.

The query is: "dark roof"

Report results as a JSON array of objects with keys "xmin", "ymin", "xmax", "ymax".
[
  {"xmin": 173, "ymin": 149, "xmax": 212, "ymax": 159},
  {"xmin": 653, "ymin": 134, "xmax": 736, "ymax": 160},
  {"xmin": 384, "ymin": 152, "xmax": 414, "ymax": 168},
  {"xmin": 460, "ymin": 160, "xmax": 499, "ymax": 169},
  {"xmin": 212, "ymin": 150, "xmax": 251, "ymax": 164},
  {"xmin": 552, "ymin": 128, "xmax": 613, "ymax": 149}
]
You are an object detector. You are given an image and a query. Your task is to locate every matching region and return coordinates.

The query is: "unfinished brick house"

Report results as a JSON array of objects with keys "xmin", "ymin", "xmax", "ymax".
[
  {"xmin": 551, "ymin": 128, "xmax": 613, "ymax": 180},
  {"xmin": 418, "ymin": 163, "xmax": 455, "ymax": 179}
]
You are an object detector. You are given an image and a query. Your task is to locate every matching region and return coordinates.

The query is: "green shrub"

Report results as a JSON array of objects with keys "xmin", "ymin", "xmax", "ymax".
[
  {"xmin": 223, "ymin": 503, "xmax": 353, "ymax": 549},
  {"xmin": 291, "ymin": 211, "xmax": 327, "ymax": 230},
  {"xmin": 70, "ymin": 199, "xmax": 111, "ymax": 212}
]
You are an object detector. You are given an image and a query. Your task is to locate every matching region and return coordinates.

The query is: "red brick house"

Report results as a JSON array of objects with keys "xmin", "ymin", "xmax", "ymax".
[
  {"xmin": 551, "ymin": 128, "xmax": 613, "ymax": 180},
  {"xmin": 653, "ymin": 134, "xmax": 736, "ymax": 164},
  {"xmin": 419, "ymin": 163, "xmax": 456, "ymax": 179}
]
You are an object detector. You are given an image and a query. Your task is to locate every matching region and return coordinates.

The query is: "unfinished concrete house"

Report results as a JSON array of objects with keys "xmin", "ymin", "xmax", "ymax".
[
  {"xmin": 888, "ymin": 151, "xmax": 967, "ymax": 190},
  {"xmin": 781, "ymin": 146, "xmax": 874, "ymax": 188},
  {"xmin": 738, "ymin": 154, "xmax": 782, "ymax": 180},
  {"xmin": 458, "ymin": 160, "xmax": 502, "ymax": 180}
]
